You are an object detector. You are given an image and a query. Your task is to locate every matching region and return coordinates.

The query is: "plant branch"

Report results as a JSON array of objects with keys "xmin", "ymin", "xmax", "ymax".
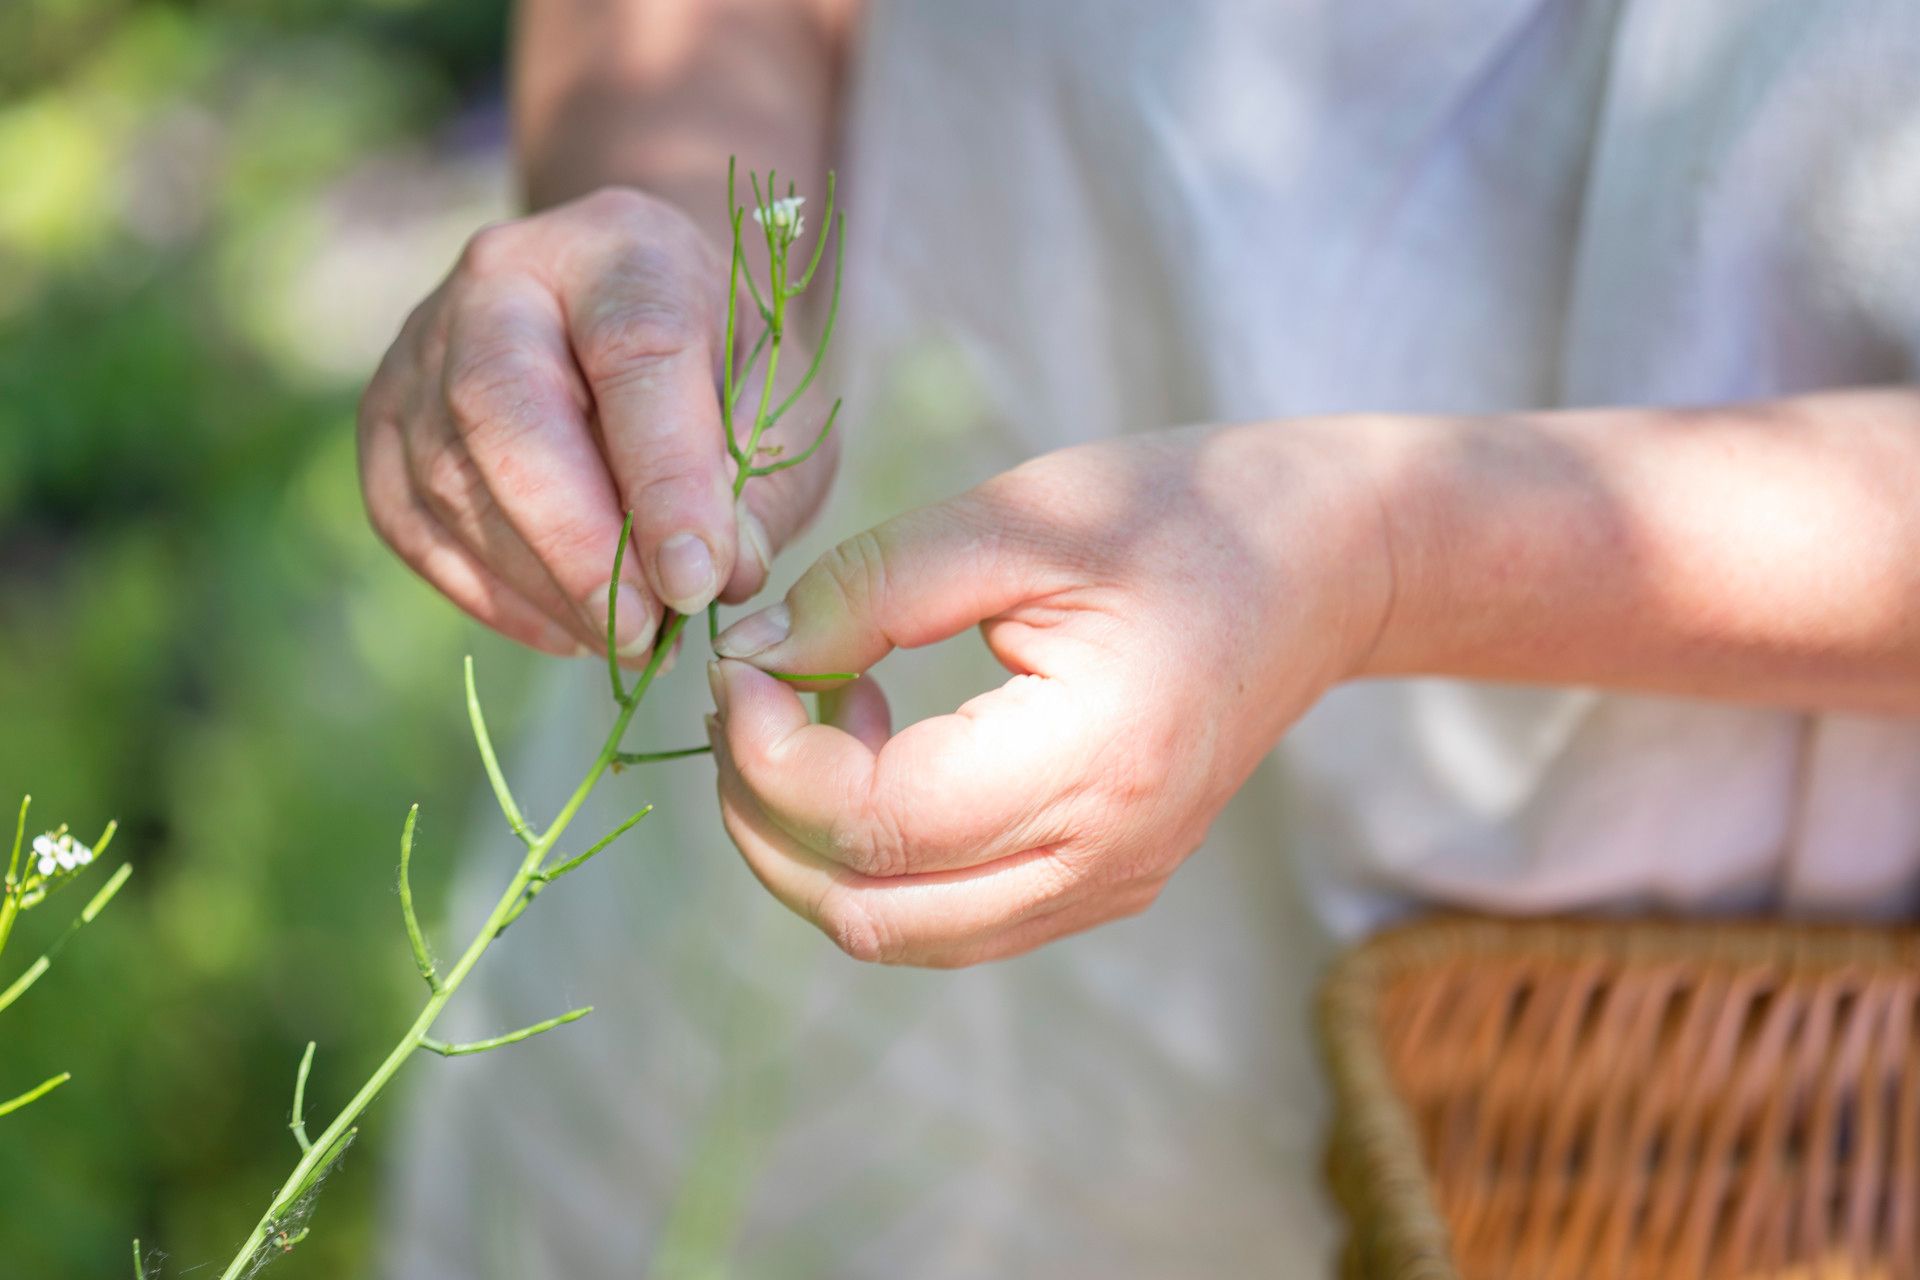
[
  {"xmin": 200, "ymin": 159, "xmax": 846, "ymax": 1278},
  {"xmin": 465, "ymin": 656, "xmax": 532, "ymax": 844},
  {"xmin": 769, "ymin": 216, "xmax": 845, "ymax": 427},
  {"xmin": 0, "ymin": 1071, "xmax": 69, "ymax": 1118},
  {"xmin": 613, "ymin": 746, "xmax": 712, "ymax": 766},
  {"xmin": 397, "ymin": 805, "xmax": 437, "ymax": 992},
  {"xmin": 537, "ymin": 806, "xmax": 654, "ymax": 884},
  {"xmin": 789, "ymin": 170, "xmax": 837, "ymax": 294},
  {"xmin": 418, "ymin": 1005, "xmax": 593, "ymax": 1058},
  {"xmin": 5, "ymin": 794, "xmax": 26, "ymax": 892},
  {"xmin": 213, "ymin": 614, "xmax": 689, "ymax": 1279},
  {"xmin": 750, "ymin": 398, "xmax": 842, "ymax": 477},
  {"xmin": 606, "ymin": 512, "xmax": 635, "ymax": 704},
  {"xmin": 289, "ymin": 1042, "xmax": 315, "ymax": 1153},
  {"xmin": 0, "ymin": 860, "xmax": 131, "ymax": 1017}
]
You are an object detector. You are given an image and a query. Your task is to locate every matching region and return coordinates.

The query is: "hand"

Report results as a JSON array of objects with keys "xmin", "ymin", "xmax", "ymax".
[
  {"xmin": 357, "ymin": 187, "xmax": 838, "ymax": 660},
  {"xmin": 705, "ymin": 421, "xmax": 1395, "ymax": 966}
]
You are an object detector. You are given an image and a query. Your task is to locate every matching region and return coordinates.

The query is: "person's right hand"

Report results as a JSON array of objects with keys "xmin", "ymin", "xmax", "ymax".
[{"xmin": 357, "ymin": 186, "xmax": 839, "ymax": 660}]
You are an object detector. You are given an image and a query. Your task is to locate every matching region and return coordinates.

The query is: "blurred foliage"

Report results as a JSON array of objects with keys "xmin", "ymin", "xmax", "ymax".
[{"xmin": 0, "ymin": 0, "xmax": 523, "ymax": 1274}]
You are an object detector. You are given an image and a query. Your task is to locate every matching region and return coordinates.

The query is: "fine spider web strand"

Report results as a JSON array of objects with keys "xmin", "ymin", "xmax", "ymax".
[{"xmin": 234, "ymin": 1131, "xmax": 352, "ymax": 1280}]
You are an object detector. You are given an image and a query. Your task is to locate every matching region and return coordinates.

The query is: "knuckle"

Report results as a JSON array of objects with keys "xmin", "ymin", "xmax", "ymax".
[
  {"xmin": 815, "ymin": 887, "xmax": 891, "ymax": 964},
  {"xmin": 829, "ymin": 802, "xmax": 907, "ymax": 880},
  {"xmin": 628, "ymin": 455, "xmax": 715, "ymax": 513},
  {"xmin": 818, "ymin": 528, "xmax": 890, "ymax": 622},
  {"xmin": 533, "ymin": 510, "xmax": 618, "ymax": 579},
  {"xmin": 415, "ymin": 439, "xmax": 490, "ymax": 520},
  {"xmin": 442, "ymin": 354, "xmax": 550, "ymax": 440},
  {"xmin": 578, "ymin": 300, "xmax": 701, "ymax": 379},
  {"xmin": 577, "ymin": 185, "xmax": 652, "ymax": 223},
  {"xmin": 457, "ymin": 221, "xmax": 522, "ymax": 277}
]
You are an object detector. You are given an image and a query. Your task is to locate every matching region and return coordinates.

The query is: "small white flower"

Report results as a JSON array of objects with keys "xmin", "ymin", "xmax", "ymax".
[
  {"xmin": 753, "ymin": 195, "xmax": 806, "ymax": 239},
  {"xmin": 28, "ymin": 830, "xmax": 91, "ymax": 877}
]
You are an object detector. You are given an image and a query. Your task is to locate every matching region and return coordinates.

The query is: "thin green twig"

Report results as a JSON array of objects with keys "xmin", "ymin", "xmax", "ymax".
[
  {"xmin": 0, "ymin": 860, "xmax": 132, "ymax": 1017},
  {"xmin": 418, "ymin": 1005, "xmax": 593, "ymax": 1058},
  {"xmin": 769, "ymin": 216, "xmax": 845, "ymax": 426},
  {"xmin": 613, "ymin": 746, "xmax": 712, "ymax": 765},
  {"xmin": 398, "ymin": 805, "xmax": 437, "ymax": 992},
  {"xmin": 0, "ymin": 1072, "xmax": 69, "ymax": 1118},
  {"xmin": 5, "ymin": 794, "xmax": 26, "ymax": 890},
  {"xmin": 289, "ymin": 1042, "xmax": 315, "ymax": 1153},
  {"xmin": 750, "ymin": 397, "xmax": 842, "ymax": 477},
  {"xmin": 200, "ymin": 159, "xmax": 848, "ymax": 1279},
  {"xmin": 537, "ymin": 806, "xmax": 654, "ymax": 883},
  {"xmin": 465, "ymin": 656, "xmax": 532, "ymax": 844},
  {"xmin": 607, "ymin": 512, "xmax": 635, "ymax": 704}
]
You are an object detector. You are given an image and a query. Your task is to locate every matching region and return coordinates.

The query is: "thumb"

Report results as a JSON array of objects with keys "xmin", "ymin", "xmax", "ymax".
[{"xmin": 711, "ymin": 499, "xmax": 1046, "ymax": 682}]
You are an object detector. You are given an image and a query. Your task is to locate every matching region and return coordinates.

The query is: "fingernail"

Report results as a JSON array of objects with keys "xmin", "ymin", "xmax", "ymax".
[
  {"xmin": 706, "ymin": 660, "xmax": 728, "ymax": 714},
  {"xmin": 594, "ymin": 581, "xmax": 658, "ymax": 656},
  {"xmin": 714, "ymin": 602, "xmax": 790, "ymax": 659},
  {"xmin": 657, "ymin": 532, "xmax": 718, "ymax": 613},
  {"xmin": 737, "ymin": 507, "xmax": 774, "ymax": 578}
]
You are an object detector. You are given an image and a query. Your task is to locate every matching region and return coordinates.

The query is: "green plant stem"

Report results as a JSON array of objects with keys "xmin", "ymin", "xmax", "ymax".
[
  {"xmin": 208, "ymin": 164, "xmax": 846, "ymax": 1277},
  {"xmin": 614, "ymin": 746, "xmax": 712, "ymax": 765},
  {"xmin": 0, "ymin": 894, "xmax": 19, "ymax": 976},
  {"xmin": 419, "ymin": 1005, "xmax": 592, "ymax": 1057},
  {"xmin": 289, "ymin": 1042, "xmax": 315, "ymax": 1153},
  {"xmin": 0, "ymin": 861, "xmax": 132, "ymax": 1017},
  {"xmin": 214, "ymin": 614, "xmax": 689, "ymax": 1280},
  {"xmin": 0, "ymin": 1071, "xmax": 70, "ymax": 1117},
  {"xmin": 397, "ymin": 806, "xmax": 436, "ymax": 992},
  {"xmin": 0, "ymin": 795, "xmax": 30, "ymax": 963}
]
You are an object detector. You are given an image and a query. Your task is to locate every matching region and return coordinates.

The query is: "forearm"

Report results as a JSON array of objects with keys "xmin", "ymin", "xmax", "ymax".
[
  {"xmin": 1354, "ymin": 386, "xmax": 1920, "ymax": 712},
  {"xmin": 510, "ymin": 0, "xmax": 857, "ymax": 245}
]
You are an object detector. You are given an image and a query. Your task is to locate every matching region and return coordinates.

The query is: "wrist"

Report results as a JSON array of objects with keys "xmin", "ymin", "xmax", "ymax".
[
  {"xmin": 1196, "ymin": 415, "xmax": 1413, "ymax": 687},
  {"xmin": 1349, "ymin": 410, "xmax": 1618, "ymax": 681}
]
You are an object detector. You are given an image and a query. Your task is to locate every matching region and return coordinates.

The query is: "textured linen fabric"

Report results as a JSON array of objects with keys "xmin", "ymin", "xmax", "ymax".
[{"xmin": 385, "ymin": 3, "xmax": 1920, "ymax": 1276}]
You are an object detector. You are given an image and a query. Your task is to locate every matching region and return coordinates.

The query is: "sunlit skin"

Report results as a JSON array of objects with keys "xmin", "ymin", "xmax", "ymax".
[
  {"xmin": 358, "ymin": 0, "xmax": 854, "ymax": 662},
  {"xmin": 706, "ymin": 395, "xmax": 1920, "ymax": 966},
  {"xmin": 362, "ymin": 1, "xmax": 1920, "ymax": 968}
]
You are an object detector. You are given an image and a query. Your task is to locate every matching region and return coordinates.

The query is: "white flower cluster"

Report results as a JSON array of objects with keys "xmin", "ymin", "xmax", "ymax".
[
  {"xmin": 753, "ymin": 194, "xmax": 806, "ymax": 240},
  {"xmin": 32, "ymin": 831, "xmax": 93, "ymax": 879}
]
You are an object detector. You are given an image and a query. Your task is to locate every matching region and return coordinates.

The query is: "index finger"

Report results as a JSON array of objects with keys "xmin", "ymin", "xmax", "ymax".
[{"xmin": 565, "ymin": 242, "xmax": 737, "ymax": 617}]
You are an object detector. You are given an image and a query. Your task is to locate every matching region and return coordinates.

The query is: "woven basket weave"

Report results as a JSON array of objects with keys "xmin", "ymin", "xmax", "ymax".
[{"xmin": 1319, "ymin": 917, "xmax": 1920, "ymax": 1280}]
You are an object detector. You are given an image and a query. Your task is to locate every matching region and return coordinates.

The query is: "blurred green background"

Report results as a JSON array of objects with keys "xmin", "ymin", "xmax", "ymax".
[{"xmin": 0, "ymin": 1, "xmax": 529, "ymax": 1273}]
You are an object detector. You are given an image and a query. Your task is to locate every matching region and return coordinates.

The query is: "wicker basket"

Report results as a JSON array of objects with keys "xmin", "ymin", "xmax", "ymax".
[{"xmin": 1318, "ymin": 917, "xmax": 1920, "ymax": 1280}]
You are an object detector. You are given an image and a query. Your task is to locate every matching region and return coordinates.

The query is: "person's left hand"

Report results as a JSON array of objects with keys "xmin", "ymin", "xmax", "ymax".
[{"xmin": 705, "ymin": 420, "xmax": 1397, "ymax": 966}]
